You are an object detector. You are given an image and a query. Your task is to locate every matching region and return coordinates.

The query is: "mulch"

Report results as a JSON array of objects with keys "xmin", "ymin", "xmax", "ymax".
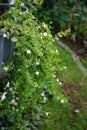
[
  {"xmin": 62, "ymin": 82, "xmax": 87, "ymax": 113},
  {"xmin": 62, "ymin": 38, "xmax": 87, "ymax": 59}
]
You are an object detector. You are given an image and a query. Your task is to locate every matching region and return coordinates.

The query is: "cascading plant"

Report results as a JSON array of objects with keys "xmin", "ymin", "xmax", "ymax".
[{"xmin": 0, "ymin": 1, "xmax": 62, "ymax": 129}]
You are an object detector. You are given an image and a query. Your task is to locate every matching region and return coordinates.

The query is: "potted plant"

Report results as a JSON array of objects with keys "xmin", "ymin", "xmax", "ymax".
[
  {"xmin": 0, "ymin": 2, "xmax": 28, "ymax": 75},
  {"xmin": 0, "ymin": 0, "xmax": 16, "ymax": 74},
  {"xmin": 0, "ymin": 0, "xmax": 15, "ymax": 9},
  {"xmin": 0, "ymin": 0, "xmax": 15, "ymax": 15},
  {"xmin": 3, "ymin": 6, "xmax": 28, "ymax": 62},
  {"xmin": 0, "ymin": 32, "xmax": 4, "ymax": 74},
  {"xmin": 0, "ymin": 1, "xmax": 59, "ymax": 129}
]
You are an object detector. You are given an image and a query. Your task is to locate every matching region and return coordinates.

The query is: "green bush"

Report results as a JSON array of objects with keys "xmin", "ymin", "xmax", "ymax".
[
  {"xmin": 0, "ymin": 1, "xmax": 62, "ymax": 129},
  {"xmin": 37, "ymin": 0, "xmax": 87, "ymax": 40}
]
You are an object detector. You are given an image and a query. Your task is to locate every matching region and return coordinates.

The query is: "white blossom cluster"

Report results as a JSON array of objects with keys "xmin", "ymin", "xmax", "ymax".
[
  {"xmin": 26, "ymin": 50, "xmax": 31, "ymax": 54},
  {"xmin": 1, "ymin": 92, "xmax": 7, "ymax": 101},
  {"xmin": 3, "ymin": 66, "xmax": 9, "ymax": 71},
  {"xmin": 56, "ymin": 79, "xmax": 62, "ymax": 85},
  {"xmin": 43, "ymin": 32, "xmax": 47, "ymax": 37},
  {"xmin": 35, "ymin": 71, "xmax": 40, "ymax": 76},
  {"xmin": 41, "ymin": 91, "xmax": 48, "ymax": 103},
  {"xmin": 21, "ymin": 3, "xmax": 24, "ymax": 6},
  {"xmin": 43, "ymin": 23, "xmax": 46, "ymax": 28},
  {"xmin": 56, "ymin": 49, "xmax": 59, "ymax": 55},
  {"xmin": 36, "ymin": 62, "xmax": 40, "ymax": 66},
  {"xmin": 63, "ymin": 66, "xmax": 67, "ymax": 70},
  {"xmin": 3, "ymin": 34, "xmax": 7, "ymax": 38},
  {"xmin": 57, "ymin": 96, "xmax": 65, "ymax": 103},
  {"xmin": 0, "ymin": 82, "xmax": 19, "ymax": 109}
]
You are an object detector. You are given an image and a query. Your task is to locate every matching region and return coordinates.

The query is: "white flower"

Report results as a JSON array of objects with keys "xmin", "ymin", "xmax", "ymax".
[
  {"xmin": 61, "ymin": 99, "xmax": 64, "ymax": 103},
  {"xmin": 41, "ymin": 92, "xmax": 44, "ymax": 97},
  {"xmin": 53, "ymin": 74, "xmax": 56, "ymax": 78},
  {"xmin": 9, "ymin": 88, "xmax": 13, "ymax": 92},
  {"xmin": 56, "ymin": 79, "xmax": 62, "ymax": 85},
  {"xmin": 26, "ymin": 50, "xmax": 31, "ymax": 54},
  {"xmin": 6, "ymin": 82, "xmax": 10, "ymax": 88},
  {"xmin": 56, "ymin": 37, "xmax": 59, "ymax": 40},
  {"xmin": 63, "ymin": 66, "xmax": 67, "ymax": 70},
  {"xmin": 56, "ymin": 50, "xmax": 59, "ymax": 54},
  {"xmin": 21, "ymin": 3, "xmax": 24, "ymax": 6},
  {"xmin": 35, "ymin": 71, "xmax": 39, "ymax": 75},
  {"xmin": 44, "ymin": 32, "xmax": 47, "ymax": 36},
  {"xmin": 1, "ymin": 92, "xmax": 7, "ymax": 101},
  {"xmin": 16, "ymin": 97, "xmax": 19, "ymax": 100},
  {"xmin": 46, "ymin": 112, "xmax": 49, "ymax": 116},
  {"xmin": 3, "ymin": 34, "xmax": 7, "ymax": 38},
  {"xmin": 56, "ymin": 78, "xmax": 59, "ymax": 82},
  {"xmin": 43, "ymin": 23, "xmax": 46, "ymax": 28},
  {"xmin": 11, "ymin": 99, "xmax": 16, "ymax": 104},
  {"xmin": 43, "ymin": 97, "xmax": 47, "ymax": 102},
  {"xmin": 14, "ymin": 102, "xmax": 18, "ymax": 106},
  {"xmin": 36, "ymin": 62, "xmax": 40, "ymax": 65},
  {"xmin": 59, "ymin": 82, "xmax": 62, "ymax": 85},
  {"xmin": 3, "ymin": 67, "xmax": 9, "ymax": 71}
]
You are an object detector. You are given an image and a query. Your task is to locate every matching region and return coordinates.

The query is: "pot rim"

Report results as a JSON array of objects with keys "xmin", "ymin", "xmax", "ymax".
[
  {"xmin": 0, "ymin": 32, "xmax": 3, "ymax": 35},
  {"xmin": 22, "ymin": 6, "xmax": 28, "ymax": 13},
  {"xmin": 0, "ymin": 0, "xmax": 15, "ymax": 8},
  {"xmin": 0, "ymin": 4, "xmax": 14, "ymax": 8}
]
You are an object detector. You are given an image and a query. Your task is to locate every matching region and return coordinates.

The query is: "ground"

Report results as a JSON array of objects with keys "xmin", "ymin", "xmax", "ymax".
[
  {"xmin": 62, "ymin": 38, "xmax": 87, "ymax": 68},
  {"xmin": 42, "ymin": 41, "xmax": 87, "ymax": 130},
  {"xmin": 58, "ymin": 40, "xmax": 87, "ymax": 130},
  {"xmin": 62, "ymin": 82, "xmax": 87, "ymax": 113}
]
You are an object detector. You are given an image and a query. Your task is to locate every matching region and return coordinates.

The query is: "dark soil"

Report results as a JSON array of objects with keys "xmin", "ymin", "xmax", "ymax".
[
  {"xmin": 62, "ymin": 38, "xmax": 87, "ymax": 59},
  {"xmin": 62, "ymin": 82, "xmax": 87, "ymax": 113}
]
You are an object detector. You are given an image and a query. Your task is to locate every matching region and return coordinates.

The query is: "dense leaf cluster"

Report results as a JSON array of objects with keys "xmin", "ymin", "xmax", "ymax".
[{"xmin": 0, "ymin": 1, "xmax": 61, "ymax": 129}]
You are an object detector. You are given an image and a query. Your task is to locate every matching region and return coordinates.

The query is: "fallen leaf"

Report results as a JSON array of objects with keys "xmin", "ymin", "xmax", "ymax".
[{"xmin": 74, "ymin": 109, "xmax": 80, "ymax": 113}]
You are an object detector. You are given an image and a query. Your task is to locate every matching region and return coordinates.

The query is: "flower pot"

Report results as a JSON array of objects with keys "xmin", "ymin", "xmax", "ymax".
[
  {"xmin": 0, "ymin": 32, "xmax": 15, "ymax": 75},
  {"xmin": 0, "ymin": 32, "xmax": 4, "ymax": 74},
  {"xmin": 22, "ymin": 6, "xmax": 28, "ymax": 14},
  {"xmin": 0, "ymin": 0, "xmax": 15, "ymax": 15},
  {"xmin": 3, "ymin": 38, "xmax": 15, "ymax": 62},
  {"xmin": 0, "ymin": 0, "xmax": 15, "ymax": 9},
  {"xmin": 0, "ymin": 6, "xmax": 28, "ymax": 75},
  {"xmin": 3, "ymin": 6, "xmax": 28, "ymax": 62},
  {"xmin": 3, "ymin": 7, "xmax": 28, "ymax": 62}
]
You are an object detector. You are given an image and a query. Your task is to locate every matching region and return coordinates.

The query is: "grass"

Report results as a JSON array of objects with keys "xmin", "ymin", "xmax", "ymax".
[
  {"xmin": 41, "ymin": 41, "xmax": 87, "ymax": 130},
  {"xmin": 81, "ymin": 58, "xmax": 87, "ymax": 69}
]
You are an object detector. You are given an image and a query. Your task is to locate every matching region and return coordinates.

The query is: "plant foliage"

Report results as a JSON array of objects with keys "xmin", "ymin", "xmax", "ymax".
[{"xmin": 0, "ymin": 1, "xmax": 62, "ymax": 129}]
